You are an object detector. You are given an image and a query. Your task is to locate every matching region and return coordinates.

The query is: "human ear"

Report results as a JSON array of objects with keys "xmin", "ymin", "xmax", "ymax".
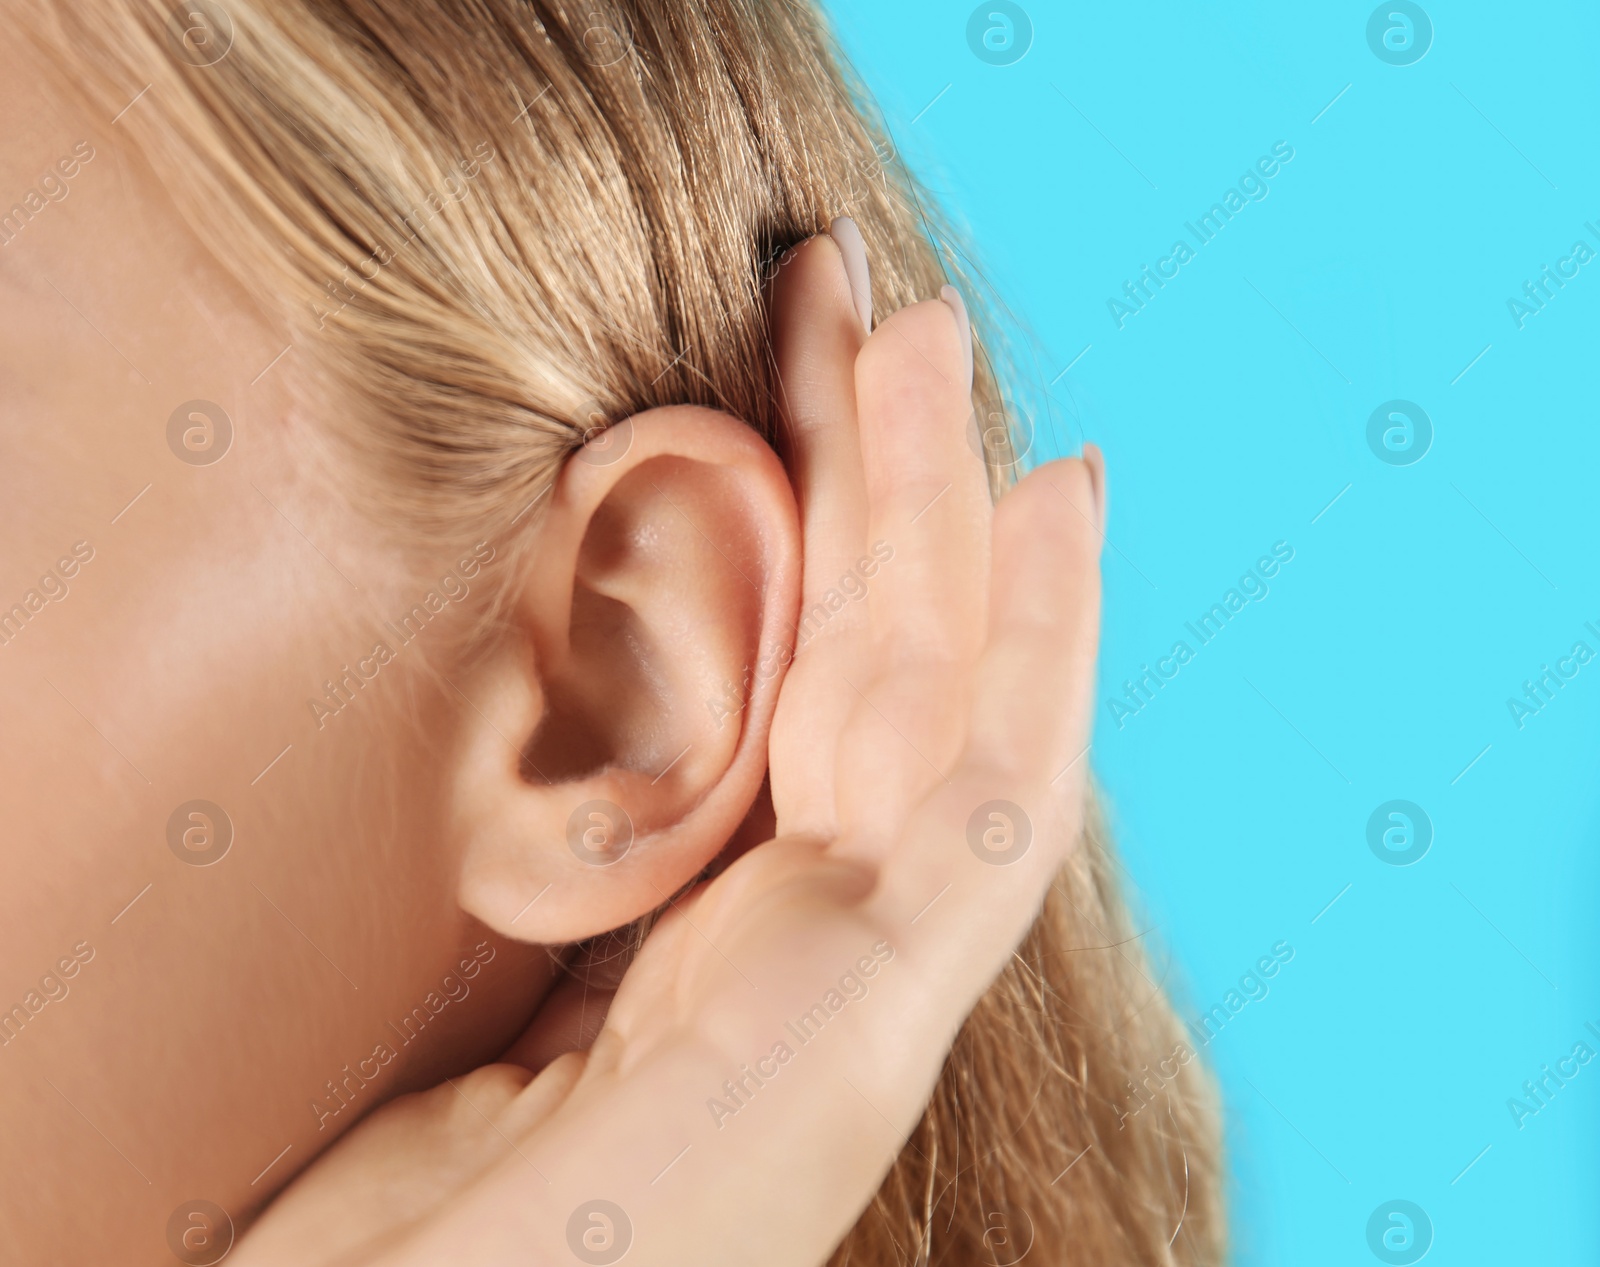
[{"xmin": 450, "ymin": 406, "xmax": 800, "ymax": 943}]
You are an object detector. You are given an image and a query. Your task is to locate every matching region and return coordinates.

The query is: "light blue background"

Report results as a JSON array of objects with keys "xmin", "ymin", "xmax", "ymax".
[{"xmin": 824, "ymin": 2, "xmax": 1599, "ymax": 1262}]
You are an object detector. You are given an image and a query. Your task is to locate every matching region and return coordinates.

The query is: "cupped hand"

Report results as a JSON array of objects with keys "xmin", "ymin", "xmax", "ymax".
[{"xmin": 233, "ymin": 228, "xmax": 1104, "ymax": 1267}]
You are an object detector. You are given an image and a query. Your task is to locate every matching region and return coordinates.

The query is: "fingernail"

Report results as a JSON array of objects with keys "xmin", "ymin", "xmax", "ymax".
[
  {"xmin": 828, "ymin": 215, "xmax": 873, "ymax": 335},
  {"xmin": 1082, "ymin": 441, "xmax": 1107, "ymax": 536},
  {"xmin": 939, "ymin": 283, "xmax": 974, "ymax": 395}
]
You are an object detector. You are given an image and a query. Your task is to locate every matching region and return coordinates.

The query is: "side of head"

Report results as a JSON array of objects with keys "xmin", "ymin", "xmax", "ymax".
[{"xmin": 1, "ymin": 2, "xmax": 1221, "ymax": 1263}]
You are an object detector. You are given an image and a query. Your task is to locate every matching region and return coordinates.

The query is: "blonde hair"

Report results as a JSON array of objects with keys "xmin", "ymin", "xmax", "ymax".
[{"xmin": 35, "ymin": 1, "xmax": 1224, "ymax": 1259}]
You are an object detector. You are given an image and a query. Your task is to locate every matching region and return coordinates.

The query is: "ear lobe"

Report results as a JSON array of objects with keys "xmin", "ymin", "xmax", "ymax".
[{"xmin": 451, "ymin": 406, "xmax": 800, "ymax": 944}]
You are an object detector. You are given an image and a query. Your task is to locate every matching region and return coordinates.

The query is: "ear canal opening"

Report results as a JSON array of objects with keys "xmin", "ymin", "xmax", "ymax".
[
  {"xmin": 528, "ymin": 582, "xmax": 646, "ymax": 780},
  {"xmin": 520, "ymin": 676, "xmax": 610, "ymax": 784},
  {"xmin": 519, "ymin": 582, "xmax": 654, "ymax": 785}
]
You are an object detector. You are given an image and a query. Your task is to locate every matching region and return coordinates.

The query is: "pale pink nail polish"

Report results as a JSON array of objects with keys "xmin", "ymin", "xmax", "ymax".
[
  {"xmin": 828, "ymin": 215, "xmax": 873, "ymax": 334},
  {"xmin": 939, "ymin": 283, "xmax": 974, "ymax": 393},
  {"xmin": 1082, "ymin": 441, "xmax": 1107, "ymax": 535}
]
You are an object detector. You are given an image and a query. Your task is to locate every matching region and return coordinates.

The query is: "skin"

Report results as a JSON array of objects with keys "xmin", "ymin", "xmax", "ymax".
[
  {"xmin": 0, "ymin": 38, "xmax": 1105, "ymax": 1267},
  {"xmin": 0, "ymin": 46, "xmax": 557, "ymax": 1265}
]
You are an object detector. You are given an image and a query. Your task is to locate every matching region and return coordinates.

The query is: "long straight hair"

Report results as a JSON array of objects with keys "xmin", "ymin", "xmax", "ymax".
[{"xmin": 33, "ymin": 2, "xmax": 1224, "ymax": 1260}]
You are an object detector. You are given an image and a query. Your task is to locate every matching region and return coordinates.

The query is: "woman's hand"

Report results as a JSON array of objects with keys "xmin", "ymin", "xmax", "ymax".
[{"xmin": 233, "ymin": 228, "xmax": 1103, "ymax": 1267}]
